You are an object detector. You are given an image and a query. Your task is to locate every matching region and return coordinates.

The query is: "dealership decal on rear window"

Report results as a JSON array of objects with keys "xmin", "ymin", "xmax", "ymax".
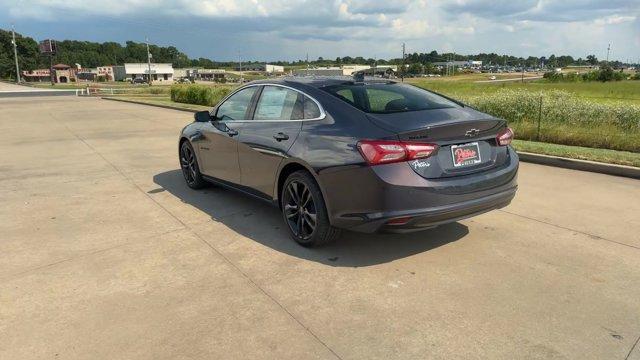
[{"xmin": 451, "ymin": 142, "xmax": 482, "ymax": 167}]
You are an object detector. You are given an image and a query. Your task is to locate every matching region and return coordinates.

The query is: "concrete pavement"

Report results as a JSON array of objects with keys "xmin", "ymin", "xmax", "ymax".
[{"xmin": 1, "ymin": 96, "xmax": 639, "ymax": 359}]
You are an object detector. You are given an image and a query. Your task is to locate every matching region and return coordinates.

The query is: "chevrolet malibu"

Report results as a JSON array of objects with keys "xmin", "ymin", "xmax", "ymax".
[{"xmin": 178, "ymin": 78, "xmax": 518, "ymax": 246}]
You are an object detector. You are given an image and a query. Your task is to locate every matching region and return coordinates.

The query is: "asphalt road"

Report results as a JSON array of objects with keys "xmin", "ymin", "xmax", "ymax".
[
  {"xmin": 0, "ymin": 81, "xmax": 77, "ymax": 97},
  {"xmin": 1, "ymin": 96, "xmax": 639, "ymax": 360}
]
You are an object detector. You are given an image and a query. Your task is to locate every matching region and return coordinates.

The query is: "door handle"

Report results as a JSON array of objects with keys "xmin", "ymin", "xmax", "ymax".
[
  {"xmin": 273, "ymin": 132, "xmax": 289, "ymax": 141},
  {"xmin": 227, "ymin": 129, "xmax": 239, "ymax": 137}
]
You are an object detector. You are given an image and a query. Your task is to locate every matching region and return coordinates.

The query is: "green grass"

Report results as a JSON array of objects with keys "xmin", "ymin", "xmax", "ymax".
[
  {"xmin": 407, "ymin": 78, "xmax": 640, "ymax": 103},
  {"xmin": 170, "ymin": 84, "xmax": 235, "ymax": 106},
  {"xmin": 406, "ymin": 79, "xmax": 640, "ymax": 153},
  {"xmin": 513, "ymin": 140, "xmax": 640, "ymax": 167}
]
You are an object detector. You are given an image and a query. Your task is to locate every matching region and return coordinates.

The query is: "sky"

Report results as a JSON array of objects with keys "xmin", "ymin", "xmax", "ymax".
[{"xmin": 1, "ymin": 0, "xmax": 639, "ymax": 62}]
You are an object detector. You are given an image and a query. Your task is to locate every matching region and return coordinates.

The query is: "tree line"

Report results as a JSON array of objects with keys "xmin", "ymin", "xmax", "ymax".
[{"xmin": 0, "ymin": 28, "xmax": 630, "ymax": 80}]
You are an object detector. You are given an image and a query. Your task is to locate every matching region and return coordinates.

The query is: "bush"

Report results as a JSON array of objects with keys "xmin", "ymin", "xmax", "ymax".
[
  {"xmin": 581, "ymin": 66, "xmax": 626, "ymax": 82},
  {"xmin": 543, "ymin": 71, "xmax": 564, "ymax": 82},
  {"xmin": 460, "ymin": 89, "xmax": 640, "ymax": 152},
  {"xmin": 170, "ymin": 84, "xmax": 233, "ymax": 106}
]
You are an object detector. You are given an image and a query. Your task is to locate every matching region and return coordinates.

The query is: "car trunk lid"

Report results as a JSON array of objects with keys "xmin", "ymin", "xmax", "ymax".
[{"xmin": 366, "ymin": 107, "xmax": 510, "ymax": 179}]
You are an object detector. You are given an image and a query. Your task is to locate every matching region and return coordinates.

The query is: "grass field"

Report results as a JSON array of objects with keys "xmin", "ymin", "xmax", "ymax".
[
  {"xmin": 406, "ymin": 77, "xmax": 640, "ymax": 103},
  {"xmin": 407, "ymin": 78, "xmax": 640, "ymax": 153}
]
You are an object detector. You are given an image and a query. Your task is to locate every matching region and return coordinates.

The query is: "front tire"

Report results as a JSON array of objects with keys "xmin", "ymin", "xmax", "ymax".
[
  {"xmin": 281, "ymin": 170, "xmax": 340, "ymax": 247},
  {"xmin": 180, "ymin": 141, "xmax": 207, "ymax": 189}
]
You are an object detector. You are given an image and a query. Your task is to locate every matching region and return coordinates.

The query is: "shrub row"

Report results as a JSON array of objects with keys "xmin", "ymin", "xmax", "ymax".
[
  {"xmin": 170, "ymin": 84, "xmax": 233, "ymax": 106},
  {"xmin": 543, "ymin": 67, "xmax": 629, "ymax": 82}
]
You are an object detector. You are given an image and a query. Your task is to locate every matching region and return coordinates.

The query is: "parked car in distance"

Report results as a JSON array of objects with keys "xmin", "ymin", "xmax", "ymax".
[
  {"xmin": 178, "ymin": 77, "xmax": 518, "ymax": 246},
  {"xmin": 131, "ymin": 77, "xmax": 147, "ymax": 84}
]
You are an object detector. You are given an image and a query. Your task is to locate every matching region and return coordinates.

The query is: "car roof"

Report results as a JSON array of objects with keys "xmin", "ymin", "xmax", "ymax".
[{"xmin": 247, "ymin": 76, "xmax": 397, "ymax": 89}]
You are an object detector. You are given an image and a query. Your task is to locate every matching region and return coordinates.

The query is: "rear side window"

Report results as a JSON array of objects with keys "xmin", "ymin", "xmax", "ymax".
[
  {"xmin": 321, "ymin": 83, "xmax": 459, "ymax": 114},
  {"xmin": 254, "ymin": 86, "xmax": 303, "ymax": 120},
  {"xmin": 303, "ymin": 97, "xmax": 321, "ymax": 119}
]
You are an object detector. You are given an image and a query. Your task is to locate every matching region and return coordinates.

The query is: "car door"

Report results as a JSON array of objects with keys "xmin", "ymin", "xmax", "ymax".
[
  {"xmin": 237, "ymin": 85, "xmax": 321, "ymax": 198},
  {"xmin": 198, "ymin": 86, "xmax": 259, "ymax": 184}
]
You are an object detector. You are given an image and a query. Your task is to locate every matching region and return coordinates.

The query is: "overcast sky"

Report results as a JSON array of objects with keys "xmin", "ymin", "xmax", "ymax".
[{"xmin": 1, "ymin": 0, "xmax": 638, "ymax": 62}]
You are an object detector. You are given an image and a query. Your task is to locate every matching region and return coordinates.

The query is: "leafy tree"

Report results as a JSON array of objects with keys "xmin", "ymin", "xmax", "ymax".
[
  {"xmin": 406, "ymin": 63, "xmax": 423, "ymax": 75},
  {"xmin": 586, "ymin": 55, "xmax": 598, "ymax": 66}
]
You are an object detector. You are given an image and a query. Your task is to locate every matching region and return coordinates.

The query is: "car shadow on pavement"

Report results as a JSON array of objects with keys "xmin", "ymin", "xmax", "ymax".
[{"xmin": 153, "ymin": 170, "xmax": 469, "ymax": 267}]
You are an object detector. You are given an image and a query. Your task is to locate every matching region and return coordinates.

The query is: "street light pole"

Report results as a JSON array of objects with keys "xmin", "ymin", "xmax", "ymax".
[
  {"xmin": 146, "ymin": 37, "xmax": 152, "ymax": 86},
  {"xmin": 238, "ymin": 51, "xmax": 243, "ymax": 84},
  {"xmin": 11, "ymin": 24, "xmax": 21, "ymax": 83},
  {"xmin": 401, "ymin": 42, "xmax": 405, "ymax": 82}
]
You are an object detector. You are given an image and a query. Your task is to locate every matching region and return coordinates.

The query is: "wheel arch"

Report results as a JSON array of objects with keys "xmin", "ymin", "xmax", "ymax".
[{"xmin": 274, "ymin": 160, "xmax": 332, "ymax": 219}]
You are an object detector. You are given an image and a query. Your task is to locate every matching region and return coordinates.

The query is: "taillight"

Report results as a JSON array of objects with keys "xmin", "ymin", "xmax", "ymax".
[
  {"xmin": 357, "ymin": 140, "xmax": 438, "ymax": 166},
  {"xmin": 496, "ymin": 127, "xmax": 514, "ymax": 146}
]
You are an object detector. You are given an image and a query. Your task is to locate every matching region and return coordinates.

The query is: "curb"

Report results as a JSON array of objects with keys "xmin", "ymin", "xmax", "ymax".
[
  {"xmin": 100, "ymin": 97, "xmax": 639, "ymax": 180},
  {"xmin": 517, "ymin": 152, "xmax": 640, "ymax": 180},
  {"xmin": 101, "ymin": 97, "xmax": 201, "ymax": 113}
]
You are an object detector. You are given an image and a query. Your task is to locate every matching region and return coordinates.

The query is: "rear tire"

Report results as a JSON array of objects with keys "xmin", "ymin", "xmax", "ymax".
[
  {"xmin": 180, "ymin": 141, "xmax": 207, "ymax": 189},
  {"xmin": 281, "ymin": 170, "xmax": 340, "ymax": 247}
]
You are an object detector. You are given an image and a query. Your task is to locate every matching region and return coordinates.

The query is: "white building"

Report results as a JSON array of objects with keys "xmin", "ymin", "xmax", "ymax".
[
  {"xmin": 96, "ymin": 66, "xmax": 114, "ymax": 81},
  {"xmin": 340, "ymin": 65, "xmax": 370, "ymax": 76},
  {"xmin": 293, "ymin": 67, "xmax": 343, "ymax": 76},
  {"xmin": 114, "ymin": 63, "xmax": 174, "ymax": 83},
  {"xmin": 235, "ymin": 64, "xmax": 284, "ymax": 73}
]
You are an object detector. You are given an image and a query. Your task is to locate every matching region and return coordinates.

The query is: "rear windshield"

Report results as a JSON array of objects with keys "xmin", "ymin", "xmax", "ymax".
[{"xmin": 320, "ymin": 83, "xmax": 459, "ymax": 114}]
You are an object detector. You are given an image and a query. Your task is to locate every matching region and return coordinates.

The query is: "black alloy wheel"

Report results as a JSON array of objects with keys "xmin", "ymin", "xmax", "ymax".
[
  {"xmin": 284, "ymin": 180, "xmax": 317, "ymax": 241},
  {"xmin": 180, "ymin": 141, "xmax": 206, "ymax": 189},
  {"xmin": 281, "ymin": 171, "xmax": 340, "ymax": 246}
]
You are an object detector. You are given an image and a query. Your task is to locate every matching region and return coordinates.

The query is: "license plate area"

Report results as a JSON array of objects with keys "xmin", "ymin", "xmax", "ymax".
[{"xmin": 451, "ymin": 142, "xmax": 482, "ymax": 167}]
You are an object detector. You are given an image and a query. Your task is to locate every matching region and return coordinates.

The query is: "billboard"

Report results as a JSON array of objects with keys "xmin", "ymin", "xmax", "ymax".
[{"xmin": 39, "ymin": 39, "xmax": 57, "ymax": 55}]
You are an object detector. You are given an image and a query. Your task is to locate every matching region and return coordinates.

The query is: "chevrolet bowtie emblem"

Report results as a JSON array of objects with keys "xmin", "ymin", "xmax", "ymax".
[{"xmin": 465, "ymin": 129, "xmax": 480, "ymax": 137}]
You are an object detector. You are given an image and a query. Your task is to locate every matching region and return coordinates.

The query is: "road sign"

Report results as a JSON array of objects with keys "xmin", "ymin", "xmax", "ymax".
[{"xmin": 39, "ymin": 39, "xmax": 57, "ymax": 55}]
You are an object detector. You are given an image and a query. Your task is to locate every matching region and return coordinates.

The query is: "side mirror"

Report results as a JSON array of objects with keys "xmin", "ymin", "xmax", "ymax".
[{"xmin": 194, "ymin": 111, "xmax": 212, "ymax": 123}]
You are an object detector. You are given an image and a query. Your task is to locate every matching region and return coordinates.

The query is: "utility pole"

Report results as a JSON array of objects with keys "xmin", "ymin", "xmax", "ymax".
[
  {"xmin": 11, "ymin": 24, "xmax": 21, "ymax": 83},
  {"xmin": 238, "ymin": 51, "xmax": 243, "ymax": 84},
  {"xmin": 306, "ymin": 52, "xmax": 309, "ymax": 76},
  {"xmin": 146, "ymin": 37, "xmax": 152, "ymax": 86},
  {"xmin": 401, "ymin": 42, "xmax": 406, "ymax": 82}
]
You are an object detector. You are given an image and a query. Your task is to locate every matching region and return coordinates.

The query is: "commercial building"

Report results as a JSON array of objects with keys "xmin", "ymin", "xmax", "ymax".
[
  {"xmin": 340, "ymin": 65, "xmax": 371, "ymax": 75},
  {"xmin": 193, "ymin": 69, "xmax": 226, "ymax": 81},
  {"xmin": 51, "ymin": 64, "xmax": 75, "ymax": 83},
  {"xmin": 293, "ymin": 64, "xmax": 398, "ymax": 78},
  {"xmin": 113, "ymin": 63, "xmax": 174, "ymax": 83},
  {"xmin": 96, "ymin": 66, "xmax": 115, "ymax": 81},
  {"xmin": 21, "ymin": 69, "xmax": 51, "ymax": 82},
  {"xmin": 293, "ymin": 67, "xmax": 343, "ymax": 76},
  {"xmin": 235, "ymin": 64, "xmax": 284, "ymax": 73}
]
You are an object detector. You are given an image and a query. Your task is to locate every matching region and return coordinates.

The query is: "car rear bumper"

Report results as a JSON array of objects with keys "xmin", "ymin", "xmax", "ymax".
[
  {"xmin": 348, "ymin": 186, "xmax": 516, "ymax": 233},
  {"xmin": 318, "ymin": 147, "xmax": 519, "ymax": 233}
]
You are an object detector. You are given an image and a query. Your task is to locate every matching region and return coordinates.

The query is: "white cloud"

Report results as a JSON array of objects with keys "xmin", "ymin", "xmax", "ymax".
[
  {"xmin": 594, "ymin": 15, "xmax": 636, "ymax": 25},
  {"xmin": 1, "ymin": 0, "xmax": 639, "ymax": 61}
]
